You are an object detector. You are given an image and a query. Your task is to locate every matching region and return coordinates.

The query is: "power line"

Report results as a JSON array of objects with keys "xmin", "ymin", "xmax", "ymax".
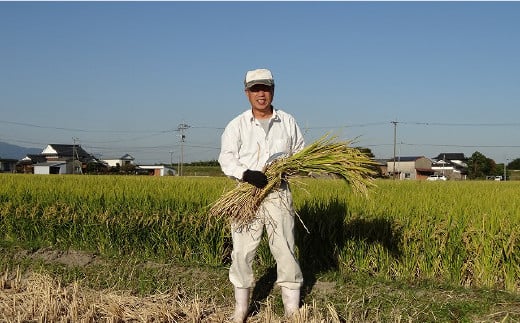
[
  {"xmin": 400, "ymin": 121, "xmax": 520, "ymax": 127},
  {"xmin": 303, "ymin": 122, "xmax": 390, "ymax": 129},
  {"xmin": 191, "ymin": 125, "xmax": 225, "ymax": 130},
  {"xmin": 83, "ymin": 132, "xmax": 172, "ymax": 144},
  {"xmin": 0, "ymin": 119, "xmax": 174, "ymax": 133},
  {"xmin": 0, "ymin": 119, "xmax": 225, "ymax": 133},
  {"xmin": 400, "ymin": 142, "xmax": 520, "ymax": 148},
  {"xmin": 3, "ymin": 118, "xmax": 520, "ymax": 163},
  {"xmin": 3, "ymin": 118, "xmax": 519, "ymax": 135}
]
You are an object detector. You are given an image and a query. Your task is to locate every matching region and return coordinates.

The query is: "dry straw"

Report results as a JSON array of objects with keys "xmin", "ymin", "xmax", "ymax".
[
  {"xmin": 1, "ymin": 269, "xmax": 344, "ymax": 322},
  {"xmin": 210, "ymin": 134, "xmax": 378, "ymax": 230}
]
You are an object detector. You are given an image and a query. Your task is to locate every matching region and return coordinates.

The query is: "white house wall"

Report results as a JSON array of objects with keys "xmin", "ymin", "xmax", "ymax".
[
  {"xmin": 387, "ymin": 161, "xmax": 416, "ymax": 174},
  {"xmin": 103, "ymin": 159, "xmax": 122, "ymax": 167},
  {"xmin": 34, "ymin": 164, "xmax": 68, "ymax": 175},
  {"xmin": 34, "ymin": 166, "xmax": 50, "ymax": 174},
  {"xmin": 139, "ymin": 165, "xmax": 175, "ymax": 176}
]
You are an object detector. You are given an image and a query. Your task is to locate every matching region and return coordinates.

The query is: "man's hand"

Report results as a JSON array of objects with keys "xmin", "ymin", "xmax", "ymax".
[{"xmin": 243, "ymin": 169, "xmax": 268, "ymax": 188}]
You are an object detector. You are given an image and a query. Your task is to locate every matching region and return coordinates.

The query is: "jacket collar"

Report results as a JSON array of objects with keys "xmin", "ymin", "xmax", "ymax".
[{"xmin": 247, "ymin": 107, "xmax": 279, "ymax": 122}]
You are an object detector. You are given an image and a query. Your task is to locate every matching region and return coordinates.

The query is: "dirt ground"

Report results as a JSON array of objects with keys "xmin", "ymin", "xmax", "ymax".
[
  {"xmin": 26, "ymin": 247, "xmax": 99, "ymax": 267},
  {"xmin": 1, "ymin": 248, "xmax": 341, "ymax": 322},
  {"xmin": 3, "ymin": 248, "xmax": 520, "ymax": 322}
]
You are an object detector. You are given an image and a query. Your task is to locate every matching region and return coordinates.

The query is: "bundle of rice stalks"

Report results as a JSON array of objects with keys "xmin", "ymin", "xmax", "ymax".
[{"xmin": 210, "ymin": 134, "xmax": 378, "ymax": 230}]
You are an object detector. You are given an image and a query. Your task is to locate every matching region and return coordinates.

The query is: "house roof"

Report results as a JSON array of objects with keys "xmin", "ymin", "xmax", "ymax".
[
  {"xmin": 387, "ymin": 156, "xmax": 427, "ymax": 162},
  {"xmin": 102, "ymin": 154, "xmax": 135, "ymax": 161},
  {"xmin": 374, "ymin": 159, "xmax": 388, "ymax": 165},
  {"xmin": 42, "ymin": 144, "xmax": 96, "ymax": 162},
  {"xmin": 433, "ymin": 153, "xmax": 467, "ymax": 161},
  {"xmin": 34, "ymin": 161, "xmax": 67, "ymax": 167},
  {"xmin": 18, "ymin": 154, "xmax": 47, "ymax": 164}
]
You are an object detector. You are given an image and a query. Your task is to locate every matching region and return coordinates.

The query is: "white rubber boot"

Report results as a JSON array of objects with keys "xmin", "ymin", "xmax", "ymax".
[
  {"xmin": 231, "ymin": 287, "xmax": 250, "ymax": 323},
  {"xmin": 281, "ymin": 286, "xmax": 300, "ymax": 317}
]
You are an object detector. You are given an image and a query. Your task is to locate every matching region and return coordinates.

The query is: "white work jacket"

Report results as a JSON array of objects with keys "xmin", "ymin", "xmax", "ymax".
[{"xmin": 218, "ymin": 108, "xmax": 305, "ymax": 180}]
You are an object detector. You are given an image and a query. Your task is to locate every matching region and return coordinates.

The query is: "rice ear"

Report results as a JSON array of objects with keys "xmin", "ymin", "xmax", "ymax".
[{"xmin": 209, "ymin": 134, "xmax": 377, "ymax": 231}]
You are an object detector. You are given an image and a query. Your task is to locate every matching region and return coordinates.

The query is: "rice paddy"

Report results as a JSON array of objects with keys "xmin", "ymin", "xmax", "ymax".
[{"xmin": 1, "ymin": 174, "xmax": 520, "ymax": 321}]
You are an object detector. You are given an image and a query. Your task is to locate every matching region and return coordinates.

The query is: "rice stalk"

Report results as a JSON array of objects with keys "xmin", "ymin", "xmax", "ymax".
[{"xmin": 210, "ymin": 134, "xmax": 378, "ymax": 230}]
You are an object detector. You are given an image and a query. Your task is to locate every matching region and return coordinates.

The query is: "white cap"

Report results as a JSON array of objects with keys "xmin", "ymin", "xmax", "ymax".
[{"xmin": 244, "ymin": 68, "xmax": 274, "ymax": 89}]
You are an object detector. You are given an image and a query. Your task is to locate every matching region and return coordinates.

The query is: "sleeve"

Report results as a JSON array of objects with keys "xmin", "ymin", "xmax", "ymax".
[
  {"xmin": 292, "ymin": 117, "xmax": 305, "ymax": 154},
  {"xmin": 218, "ymin": 122, "xmax": 248, "ymax": 180}
]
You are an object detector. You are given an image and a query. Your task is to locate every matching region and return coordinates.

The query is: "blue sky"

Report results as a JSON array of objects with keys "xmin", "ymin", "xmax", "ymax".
[{"xmin": 1, "ymin": 2, "xmax": 519, "ymax": 165}]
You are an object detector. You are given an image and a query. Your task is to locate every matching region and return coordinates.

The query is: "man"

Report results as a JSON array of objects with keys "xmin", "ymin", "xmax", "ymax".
[{"xmin": 218, "ymin": 68, "xmax": 305, "ymax": 322}]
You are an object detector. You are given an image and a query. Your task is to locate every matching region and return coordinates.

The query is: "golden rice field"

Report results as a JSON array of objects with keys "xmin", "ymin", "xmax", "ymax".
[
  {"xmin": 1, "ymin": 174, "xmax": 520, "ymax": 321},
  {"xmin": 1, "ymin": 174, "xmax": 519, "ymax": 291}
]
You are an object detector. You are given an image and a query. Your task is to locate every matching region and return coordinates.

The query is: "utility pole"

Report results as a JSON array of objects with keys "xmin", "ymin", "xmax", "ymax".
[
  {"xmin": 504, "ymin": 158, "xmax": 509, "ymax": 181},
  {"xmin": 442, "ymin": 153, "xmax": 446, "ymax": 176},
  {"xmin": 169, "ymin": 150, "xmax": 174, "ymax": 175},
  {"xmin": 72, "ymin": 137, "xmax": 80, "ymax": 174},
  {"xmin": 391, "ymin": 121, "xmax": 398, "ymax": 180},
  {"xmin": 177, "ymin": 123, "xmax": 190, "ymax": 176}
]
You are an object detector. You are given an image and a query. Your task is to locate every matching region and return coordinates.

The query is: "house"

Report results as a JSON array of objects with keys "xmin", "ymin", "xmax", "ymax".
[
  {"xmin": 41, "ymin": 144, "xmax": 94, "ymax": 161},
  {"xmin": 386, "ymin": 156, "xmax": 433, "ymax": 180},
  {"xmin": 138, "ymin": 165, "xmax": 176, "ymax": 176},
  {"xmin": 0, "ymin": 158, "xmax": 18, "ymax": 173},
  {"xmin": 17, "ymin": 154, "xmax": 47, "ymax": 173},
  {"xmin": 374, "ymin": 159, "xmax": 388, "ymax": 178},
  {"xmin": 18, "ymin": 144, "xmax": 99, "ymax": 174},
  {"xmin": 432, "ymin": 153, "xmax": 468, "ymax": 180},
  {"xmin": 34, "ymin": 161, "xmax": 68, "ymax": 175},
  {"xmin": 102, "ymin": 154, "xmax": 135, "ymax": 168}
]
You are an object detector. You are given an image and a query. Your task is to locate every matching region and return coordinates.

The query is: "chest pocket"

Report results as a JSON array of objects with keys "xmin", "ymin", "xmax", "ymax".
[{"xmin": 272, "ymin": 138, "xmax": 291, "ymax": 155}]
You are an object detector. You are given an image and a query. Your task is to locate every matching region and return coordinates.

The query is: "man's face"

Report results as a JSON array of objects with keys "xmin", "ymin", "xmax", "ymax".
[{"xmin": 245, "ymin": 84, "xmax": 274, "ymax": 115}]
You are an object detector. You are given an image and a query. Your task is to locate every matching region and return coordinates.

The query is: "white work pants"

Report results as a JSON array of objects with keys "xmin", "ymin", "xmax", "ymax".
[{"xmin": 229, "ymin": 186, "xmax": 303, "ymax": 290}]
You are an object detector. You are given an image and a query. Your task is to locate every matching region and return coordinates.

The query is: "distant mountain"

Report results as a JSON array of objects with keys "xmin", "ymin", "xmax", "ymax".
[{"xmin": 0, "ymin": 142, "xmax": 41, "ymax": 160}]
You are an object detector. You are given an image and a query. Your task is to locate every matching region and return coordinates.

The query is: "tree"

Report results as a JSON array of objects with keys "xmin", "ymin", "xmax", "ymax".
[
  {"xmin": 187, "ymin": 160, "xmax": 219, "ymax": 166},
  {"xmin": 355, "ymin": 147, "xmax": 383, "ymax": 177},
  {"xmin": 85, "ymin": 161, "xmax": 109, "ymax": 174},
  {"xmin": 508, "ymin": 158, "xmax": 520, "ymax": 170},
  {"xmin": 355, "ymin": 147, "xmax": 375, "ymax": 159},
  {"xmin": 120, "ymin": 163, "xmax": 137, "ymax": 175},
  {"xmin": 467, "ymin": 151, "xmax": 497, "ymax": 179}
]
